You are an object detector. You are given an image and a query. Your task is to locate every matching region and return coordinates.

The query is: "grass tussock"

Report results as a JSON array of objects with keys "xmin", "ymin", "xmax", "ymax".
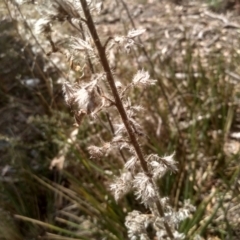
[{"xmin": 0, "ymin": 0, "xmax": 240, "ymax": 239}]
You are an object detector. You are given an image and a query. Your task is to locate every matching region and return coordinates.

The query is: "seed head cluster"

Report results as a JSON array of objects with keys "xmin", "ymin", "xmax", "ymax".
[{"xmin": 32, "ymin": 0, "xmax": 195, "ymax": 239}]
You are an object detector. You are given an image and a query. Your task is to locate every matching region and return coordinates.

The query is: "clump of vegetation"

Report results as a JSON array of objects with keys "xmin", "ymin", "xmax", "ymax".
[{"xmin": 1, "ymin": 0, "xmax": 240, "ymax": 239}]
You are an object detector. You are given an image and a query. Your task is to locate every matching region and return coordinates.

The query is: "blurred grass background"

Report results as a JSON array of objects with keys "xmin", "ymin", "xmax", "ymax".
[{"xmin": 0, "ymin": 0, "xmax": 240, "ymax": 239}]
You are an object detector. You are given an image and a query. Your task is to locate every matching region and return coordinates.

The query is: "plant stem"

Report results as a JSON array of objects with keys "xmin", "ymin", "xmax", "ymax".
[{"xmin": 79, "ymin": 0, "xmax": 174, "ymax": 238}]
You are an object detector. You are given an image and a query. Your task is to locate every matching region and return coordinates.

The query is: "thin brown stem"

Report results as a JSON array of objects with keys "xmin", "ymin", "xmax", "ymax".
[
  {"xmin": 79, "ymin": 0, "xmax": 174, "ymax": 238},
  {"xmin": 79, "ymin": 0, "xmax": 148, "ymax": 174}
]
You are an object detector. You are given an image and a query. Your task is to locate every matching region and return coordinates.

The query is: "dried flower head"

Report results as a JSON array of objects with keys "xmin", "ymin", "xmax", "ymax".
[
  {"xmin": 35, "ymin": 17, "xmax": 52, "ymax": 35},
  {"xmin": 63, "ymin": 80, "xmax": 102, "ymax": 115},
  {"xmin": 156, "ymin": 230, "xmax": 185, "ymax": 240},
  {"xmin": 88, "ymin": 145, "xmax": 104, "ymax": 159},
  {"xmin": 70, "ymin": 37, "xmax": 93, "ymax": 52},
  {"xmin": 112, "ymin": 28, "xmax": 145, "ymax": 53},
  {"xmin": 125, "ymin": 210, "xmax": 154, "ymax": 240},
  {"xmin": 110, "ymin": 171, "xmax": 133, "ymax": 201},
  {"xmin": 124, "ymin": 156, "xmax": 139, "ymax": 172},
  {"xmin": 147, "ymin": 153, "xmax": 178, "ymax": 180},
  {"xmin": 132, "ymin": 70, "xmax": 157, "ymax": 87},
  {"xmin": 62, "ymin": 81, "xmax": 76, "ymax": 106},
  {"xmin": 133, "ymin": 173, "xmax": 156, "ymax": 206}
]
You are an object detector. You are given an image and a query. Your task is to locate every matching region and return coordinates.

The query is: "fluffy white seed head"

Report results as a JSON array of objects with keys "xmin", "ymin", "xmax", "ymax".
[
  {"xmin": 132, "ymin": 70, "xmax": 157, "ymax": 87},
  {"xmin": 70, "ymin": 37, "xmax": 93, "ymax": 52},
  {"xmin": 35, "ymin": 17, "xmax": 52, "ymax": 35},
  {"xmin": 125, "ymin": 210, "xmax": 154, "ymax": 240},
  {"xmin": 133, "ymin": 173, "xmax": 156, "ymax": 206},
  {"xmin": 147, "ymin": 153, "xmax": 178, "ymax": 180},
  {"xmin": 110, "ymin": 171, "xmax": 133, "ymax": 201}
]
